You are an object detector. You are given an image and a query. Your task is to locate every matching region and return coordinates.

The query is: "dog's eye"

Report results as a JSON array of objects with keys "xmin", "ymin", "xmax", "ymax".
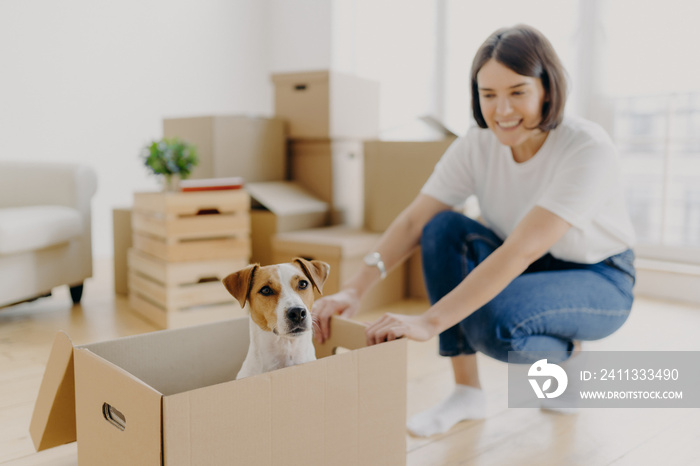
[
  {"xmin": 299, "ymin": 280, "xmax": 309, "ymax": 290},
  {"xmin": 259, "ymin": 286, "xmax": 274, "ymax": 296}
]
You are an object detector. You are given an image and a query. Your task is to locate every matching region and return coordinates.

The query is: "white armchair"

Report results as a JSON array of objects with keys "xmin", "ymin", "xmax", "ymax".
[{"xmin": 0, "ymin": 162, "xmax": 97, "ymax": 307}]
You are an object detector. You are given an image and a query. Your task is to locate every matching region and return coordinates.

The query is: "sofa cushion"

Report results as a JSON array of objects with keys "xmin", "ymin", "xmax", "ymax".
[{"xmin": 0, "ymin": 206, "xmax": 83, "ymax": 255}]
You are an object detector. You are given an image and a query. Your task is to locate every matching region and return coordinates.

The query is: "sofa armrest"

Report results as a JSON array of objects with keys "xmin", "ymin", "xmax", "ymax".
[{"xmin": 0, "ymin": 162, "xmax": 98, "ymax": 212}]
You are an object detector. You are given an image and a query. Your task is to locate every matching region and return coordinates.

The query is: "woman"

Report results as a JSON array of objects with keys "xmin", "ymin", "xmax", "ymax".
[{"xmin": 312, "ymin": 24, "xmax": 635, "ymax": 437}]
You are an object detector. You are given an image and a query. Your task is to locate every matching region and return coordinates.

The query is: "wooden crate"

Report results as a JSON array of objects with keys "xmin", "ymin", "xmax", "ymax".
[
  {"xmin": 132, "ymin": 190, "xmax": 251, "ymax": 262},
  {"xmin": 127, "ymin": 249, "xmax": 246, "ymax": 328}
]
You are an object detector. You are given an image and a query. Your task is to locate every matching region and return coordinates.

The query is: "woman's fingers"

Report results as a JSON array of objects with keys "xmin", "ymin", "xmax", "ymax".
[
  {"xmin": 365, "ymin": 313, "xmax": 436, "ymax": 344},
  {"xmin": 366, "ymin": 313, "xmax": 405, "ymax": 345},
  {"xmin": 312, "ymin": 291, "xmax": 358, "ymax": 343},
  {"xmin": 312, "ymin": 299, "xmax": 335, "ymax": 343}
]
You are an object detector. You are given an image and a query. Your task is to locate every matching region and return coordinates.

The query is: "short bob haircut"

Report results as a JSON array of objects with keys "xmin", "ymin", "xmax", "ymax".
[{"xmin": 471, "ymin": 24, "xmax": 568, "ymax": 132}]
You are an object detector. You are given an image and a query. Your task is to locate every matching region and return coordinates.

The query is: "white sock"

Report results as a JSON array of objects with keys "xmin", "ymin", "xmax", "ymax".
[
  {"xmin": 407, "ymin": 384, "xmax": 486, "ymax": 437},
  {"xmin": 540, "ymin": 343, "xmax": 582, "ymax": 415}
]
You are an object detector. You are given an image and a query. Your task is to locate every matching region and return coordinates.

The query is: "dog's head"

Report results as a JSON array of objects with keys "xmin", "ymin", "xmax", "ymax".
[{"xmin": 222, "ymin": 258, "xmax": 330, "ymax": 338}]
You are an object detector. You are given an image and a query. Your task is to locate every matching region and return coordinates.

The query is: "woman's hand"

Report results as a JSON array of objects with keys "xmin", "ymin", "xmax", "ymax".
[
  {"xmin": 312, "ymin": 289, "xmax": 361, "ymax": 343},
  {"xmin": 365, "ymin": 313, "xmax": 438, "ymax": 345}
]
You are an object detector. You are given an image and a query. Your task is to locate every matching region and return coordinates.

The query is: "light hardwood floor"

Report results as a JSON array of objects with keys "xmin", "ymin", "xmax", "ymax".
[{"xmin": 2, "ymin": 259, "xmax": 700, "ymax": 465}]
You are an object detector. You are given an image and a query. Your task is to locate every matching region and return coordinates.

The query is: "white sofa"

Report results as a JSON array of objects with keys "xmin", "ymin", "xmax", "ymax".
[{"xmin": 0, "ymin": 162, "xmax": 97, "ymax": 307}]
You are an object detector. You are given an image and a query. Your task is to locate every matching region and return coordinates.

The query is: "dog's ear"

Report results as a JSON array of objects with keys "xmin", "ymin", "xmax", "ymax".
[
  {"xmin": 222, "ymin": 264, "xmax": 259, "ymax": 308},
  {"xmin": 293, "ymin": 258, "xmax": 330, "ymax": 294}
]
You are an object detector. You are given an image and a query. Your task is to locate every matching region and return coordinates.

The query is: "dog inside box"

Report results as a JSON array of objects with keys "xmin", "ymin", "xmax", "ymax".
[{"xmin": 31, "ymin": 316, "xmax": 407, "ymax": 466}]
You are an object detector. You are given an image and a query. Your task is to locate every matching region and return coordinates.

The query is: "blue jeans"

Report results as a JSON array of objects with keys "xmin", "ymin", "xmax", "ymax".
[{"xmin": 421, "ymin": 211, "xmax": 635, "ymax": 364}]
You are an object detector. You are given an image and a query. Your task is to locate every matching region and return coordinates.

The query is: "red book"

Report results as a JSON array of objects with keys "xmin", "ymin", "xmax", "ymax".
[{"xmin": 180, "ymin": 177, "xmax": 245, "ymax": 192}]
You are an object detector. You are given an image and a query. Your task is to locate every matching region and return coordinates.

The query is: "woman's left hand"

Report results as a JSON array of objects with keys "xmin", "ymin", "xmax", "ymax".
[{"xmin": 365, "ymin": 313, "xmax": 438, "ymax": 345}]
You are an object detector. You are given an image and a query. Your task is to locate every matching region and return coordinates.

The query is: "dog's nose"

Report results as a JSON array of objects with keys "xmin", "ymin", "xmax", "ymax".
[{"xmin": 286, "ymin": 307, "xmax": 306, "ymax": 324}]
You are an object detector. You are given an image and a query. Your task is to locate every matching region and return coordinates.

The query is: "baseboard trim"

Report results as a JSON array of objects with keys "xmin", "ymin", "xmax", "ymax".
[{"xmin": 634, "ymin": 259, "xmax": 700, "ymax": 306}]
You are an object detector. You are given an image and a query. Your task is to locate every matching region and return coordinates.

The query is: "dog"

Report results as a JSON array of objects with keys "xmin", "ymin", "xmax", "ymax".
[{"xmin": 222, "ymin": 257, "xmax": 330, "ymax": 379}]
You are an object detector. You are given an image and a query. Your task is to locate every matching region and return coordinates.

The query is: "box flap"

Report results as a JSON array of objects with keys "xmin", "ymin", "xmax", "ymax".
[
  {"xmin": 379, "ymin": 115, "xmax": 459, "ymax": 141},
  {"xmin": 314, "ymin": 316, "xmax": 368, "ymax": 358},
  {"xmin": 247, "ymin": 181, "xmax": 328, "ymax": 216},
  {"xmin": 418, "ymin": 115, "xmax": 458, "ymax": 137},
  {"xmin": 29, "ymin": 331, "xmax": 77, "ymax": 451}
]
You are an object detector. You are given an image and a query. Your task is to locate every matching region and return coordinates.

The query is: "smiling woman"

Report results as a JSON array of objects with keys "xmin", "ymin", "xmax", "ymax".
[
  {"xmin": 470, "ymin": 25, "xmax": 567, "ymax": 162},
  {"xmin": 312, "ymin": 24, "xmax": 637, "ymax": 438}
]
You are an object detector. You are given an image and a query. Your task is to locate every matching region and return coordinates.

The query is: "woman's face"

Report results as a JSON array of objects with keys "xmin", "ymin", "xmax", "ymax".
[{"xmin": 476, "ymin": 59, "xmax": 548, "ymax": 159}]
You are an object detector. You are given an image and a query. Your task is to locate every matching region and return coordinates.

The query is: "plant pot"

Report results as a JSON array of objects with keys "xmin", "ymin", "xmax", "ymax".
[{"xmin": 162, "ymin": 174, "xmax": 180, "ymax": 193}]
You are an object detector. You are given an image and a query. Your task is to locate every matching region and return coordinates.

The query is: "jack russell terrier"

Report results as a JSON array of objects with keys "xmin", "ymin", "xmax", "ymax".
[{"xmin": 222, "ymin": 258, "xmax": 330, "ymax": 379}]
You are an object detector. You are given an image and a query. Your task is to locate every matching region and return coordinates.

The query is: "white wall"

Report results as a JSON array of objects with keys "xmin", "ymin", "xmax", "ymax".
[
  {"xmin": 0, "ymin": 0, "xmax": 273, "ymax": 258},
  {"xmin": 268, "ymin": 0, "xmax": 333, "ymax": 73}
]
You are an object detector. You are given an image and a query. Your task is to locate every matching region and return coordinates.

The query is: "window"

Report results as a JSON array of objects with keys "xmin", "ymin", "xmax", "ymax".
[{"xmin": 599, "ymin": 0, "xmax": 700, "ymax": 260}]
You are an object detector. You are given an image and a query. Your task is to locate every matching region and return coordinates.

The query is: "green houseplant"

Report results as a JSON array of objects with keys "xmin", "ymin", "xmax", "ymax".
[{"xmin": 141, "ymin": 138, "xmax": 199, "ymax": 191}]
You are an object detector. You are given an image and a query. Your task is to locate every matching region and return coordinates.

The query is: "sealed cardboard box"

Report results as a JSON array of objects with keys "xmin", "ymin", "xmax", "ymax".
[
  {"xmin": 272, "ymin": 226, "xmax": 406, "ymax": 312},
  {"xmin": 272, "ymin": 71, "xmax": 379, "ymax": 139},
  {"xmin": 289, "ymin": 139, "xmax": 364, "ymax": 227},
  {"xmin": 162, "ymin": 115, "xmax": 286, "ymax": 182},
  {"xmin": 112, "ymin": 207, "xmax": 133, "ymax": 295},
  {"xmin": 406, "ymin": 248, "xmax": 429, "ymax": 300},
  {"xmin": 247, "ymin": 181, "xmax": 329, "ymax": 266},
  {"xmin": 30, "ymin": 317, "xmax": 407, "ymax": 466},
  {"xmin": 363, "ymin": 139, "xmax": 455, "ymax": 233}
]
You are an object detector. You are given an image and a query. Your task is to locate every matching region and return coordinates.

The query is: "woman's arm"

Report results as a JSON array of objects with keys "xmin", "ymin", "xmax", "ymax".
[
  {"xmin": 366, "ymin": 206, "xmax": 572, "ymax": 344},
  {"xmin": 313, "ymin": 194, "xmax": 452, "ymax": 343}
]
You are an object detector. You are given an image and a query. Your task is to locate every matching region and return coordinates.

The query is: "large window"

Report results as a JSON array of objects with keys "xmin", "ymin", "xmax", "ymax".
[
  {"xmin": 599, "ymin": 0, "xmax": 700, "ymax": 259},
  {"xmin": 441, "ymin": 0, "xmax": 700, "ymax": 262}
]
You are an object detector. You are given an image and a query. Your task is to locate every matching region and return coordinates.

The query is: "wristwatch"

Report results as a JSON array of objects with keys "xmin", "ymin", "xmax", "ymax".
[{"xmin": 363, "ymin": 252, "xmax": 387, "ymax": 280}]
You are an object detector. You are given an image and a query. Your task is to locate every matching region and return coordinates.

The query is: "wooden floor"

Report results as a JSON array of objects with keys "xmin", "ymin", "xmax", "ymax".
[{"xmin": 2, "ymin": 258, "xmax": 700, "ymax": 465}]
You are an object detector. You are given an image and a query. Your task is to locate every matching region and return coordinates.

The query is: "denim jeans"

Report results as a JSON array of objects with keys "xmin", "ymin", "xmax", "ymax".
[{"xmin": 421, "ymin": 211, "xmax": 635, "ymax": 364}]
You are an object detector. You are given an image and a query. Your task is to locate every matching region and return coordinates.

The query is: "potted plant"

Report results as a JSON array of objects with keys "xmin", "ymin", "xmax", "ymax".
[{"xmin": 141, "ymin": 138, "xmax": 199, "ymax": 191}]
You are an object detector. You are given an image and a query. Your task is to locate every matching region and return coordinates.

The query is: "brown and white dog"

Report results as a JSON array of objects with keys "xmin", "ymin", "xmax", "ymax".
[{"xmin": 222, "ymin": 258, "xmax": 330, "ymax": 379}]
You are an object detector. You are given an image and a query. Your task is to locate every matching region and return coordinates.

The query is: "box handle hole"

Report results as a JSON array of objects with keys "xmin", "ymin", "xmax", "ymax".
[
  {"xmin": 197, "ymin": 276, "xmax": 220, "ymax": 284},
  {"xmin": 294, "ymin": 84, "xmax": 307, "ymax": 91},
  {"xmin": 196, "ymin": 208, "xmax": 221, "ymax": 215},
  {"xmin": 103, "ymin": 403, "xmax": 126, "ymax": 431}
]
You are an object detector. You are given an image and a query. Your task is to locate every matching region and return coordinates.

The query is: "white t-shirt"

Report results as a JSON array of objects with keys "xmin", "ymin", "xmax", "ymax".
[{"xmin": 420, "ymin": 116, "xmax": 635, "ymax": 264}]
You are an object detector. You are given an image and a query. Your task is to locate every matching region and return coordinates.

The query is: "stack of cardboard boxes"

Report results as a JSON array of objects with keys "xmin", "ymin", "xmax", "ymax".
[
  {"xmin": 269, "ymin": 71, "xmax": 407, "ymax": 310},
  {"xmin": 116, "ymin": 69, "xmax": 458, "ymax": 327}
]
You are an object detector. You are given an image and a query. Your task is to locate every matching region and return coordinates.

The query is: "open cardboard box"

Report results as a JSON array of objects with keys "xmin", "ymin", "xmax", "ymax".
[{"xmin": 30, "ymin": 317, "xmax": 407, "ymax": 465}]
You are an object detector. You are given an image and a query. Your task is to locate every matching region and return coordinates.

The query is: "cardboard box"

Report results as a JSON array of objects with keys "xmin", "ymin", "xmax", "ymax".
[
  {"xmin": 289, "ymin": 139, "xmax": 364, "ymax": 227},
  {"xmin": 272, "ymin": 226, "xmax": 406, "ymax": 313},
  {"xmin": 132, "ymin": 190, "xmax": 251, "ymax": 262},
  {"xmin": 272, "ymin": 71, "xmax": 379, "ymax": 139},
  {"xmin": 247, "ymin": 181, "xmax": 329, "ymax": 266},
  {"xmin": 162, "ymin": 115, "xmax": 286, "ymax": 182},
  {"xmin": 406, "ymin": 249, "xmax": 429, "ymax": 300},
  {"xmin": 30, "ymin": 317, "xmax": 407, "ymax": 466},
  {"xmin": 113, "ymin": 207, "xmax": 133, "ymax": 295},
  {"xmin": 363, "ymin": 139, "xmax": 455, "ymax": 233}
]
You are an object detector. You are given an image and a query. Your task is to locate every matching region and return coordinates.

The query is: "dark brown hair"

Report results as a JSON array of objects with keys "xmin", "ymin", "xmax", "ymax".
[{"xmin": 471, "ymin": 24, "xmax": 568, "ymax": 132}]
